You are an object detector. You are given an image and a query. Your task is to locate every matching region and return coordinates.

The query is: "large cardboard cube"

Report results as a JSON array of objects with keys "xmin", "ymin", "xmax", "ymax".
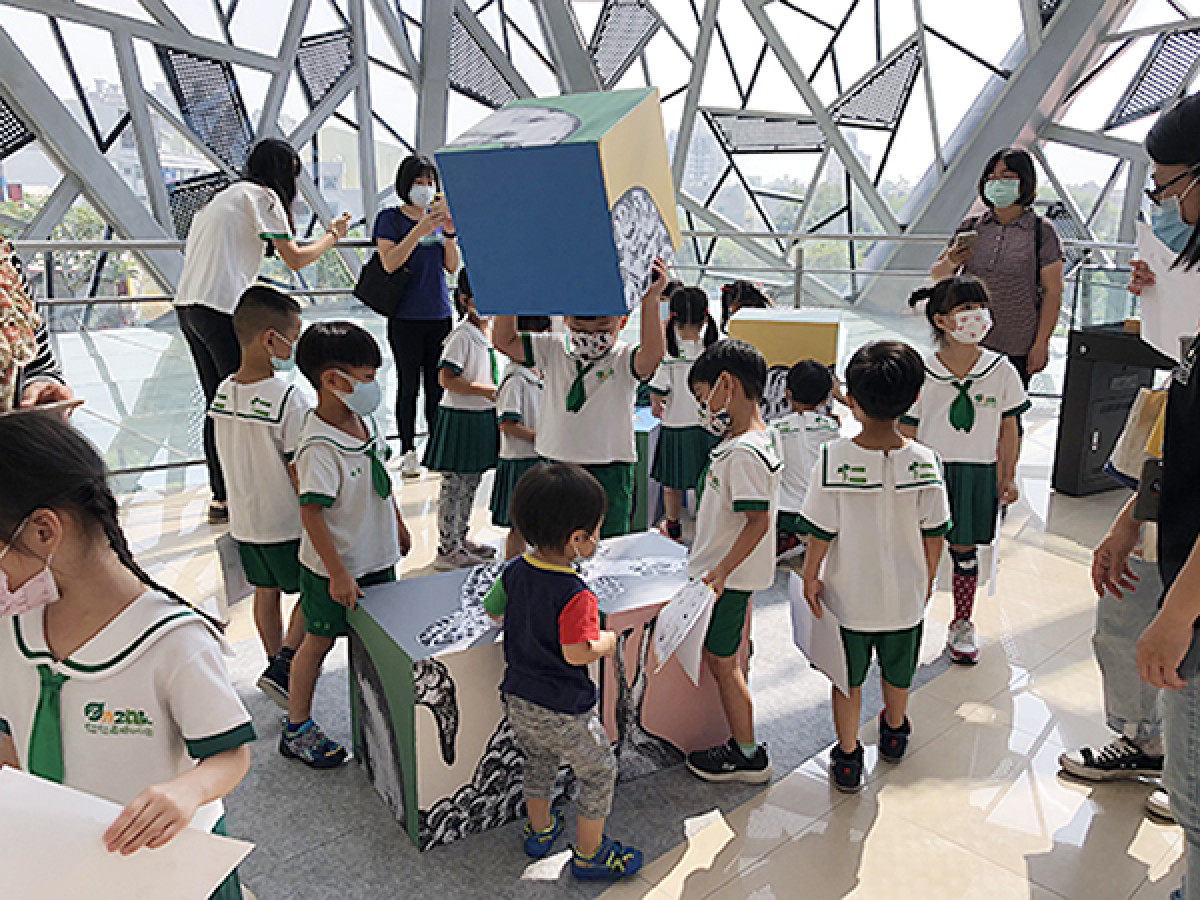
[
  {"xmin": 347, "ymin": 533, "xmax": 748, "ymax": 850},
  {"xmin": 436, "ymin": 88, "xmax": 680, "ymax": 316},
  {"xmin": 728, "ymin": 308, "xmax": 844, "ymax": 421}
]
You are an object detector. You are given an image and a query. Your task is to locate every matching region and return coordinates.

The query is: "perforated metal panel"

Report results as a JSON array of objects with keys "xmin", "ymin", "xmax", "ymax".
[
  {"xmin": 589, "ymin": 0, "xmax": 659, "ymax": 89},
  {"xmin": 156, "ymin": 46, "xmax": 253, "ymax": 171},
  {"xmin": 1040, "ymin": 0, "xmax": 1063, "ymax": 26},
  {"xmin": 1105, "ymin": 28, "xmax": 1200, "ymax": 130},
  {"xmin": 0, "ymin": 95, "xmax": 34, "ymax": 161},
  {"xmin": 449, "ymin": 12, "xmax": 518, "ymax": 110},
  {"xmin": 829, "ymin": 38, "xmax": 920, "ymax": 127},
  {"xmin": 706, "ymin": 110, "xmax": 825, "ymax": 152},
  {"xmin": 296, "ymin": 28, "xmax": 355, "ymax": 111},
  {"xmin": 167, "ymin": 171, "xmax": 232, "ymax": 240}
]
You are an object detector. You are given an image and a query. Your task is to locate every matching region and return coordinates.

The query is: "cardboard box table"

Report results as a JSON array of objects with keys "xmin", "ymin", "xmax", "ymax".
[
  {"xmin": 435, "ymin": 88, "xmax": 680, "ymax": 316},
  {"xmin": 728, "ymin": 308, "xmax": 843, "ymax": 421},
  {"xmin": 347, "ymin": 532, "xmax": 748, "ymax": 850}
]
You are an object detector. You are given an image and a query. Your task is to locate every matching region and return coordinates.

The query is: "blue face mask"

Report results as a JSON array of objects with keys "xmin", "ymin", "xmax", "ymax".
[
  {"xmin": 1151, "ymin": 195, "xmax": 1197, "ymax": 254},
  {"xmin": 334, "ymin": 371, "xmax": 382, "ymax": 417},
  {"xmin": 271, "ymin": 331, "xmax": 296, "ymax": 373},
  {"xmin": 983, "ymin": 178, "xmax": 1021, "ymax": 209}
]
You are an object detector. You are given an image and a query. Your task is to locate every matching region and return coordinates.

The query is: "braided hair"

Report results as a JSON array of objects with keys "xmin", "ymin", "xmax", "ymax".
[{"xmin": 0, "ymin": 412, "xmax": 225, "ymax": 631}]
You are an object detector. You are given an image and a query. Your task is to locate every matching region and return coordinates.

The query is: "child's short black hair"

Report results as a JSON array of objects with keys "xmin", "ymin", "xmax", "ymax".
[
  {"xmin": 517, "ymin": 314, "xmax": 552, "ymax": 332},
  {"xmin": 688, "ymin": 338, "xmax": 768, "ymax": 402},
  {"xmin": 232, "ymin": 284, "xmax": 302, "ymax": 346},
  {"xmin": 844, "ymin": 340, "xmax": 924, "ymax": 422},
  {"xmin": 787, "ymin": 359, "xmax": 834, "ymax": 407},
  {"xmin": 295, "ymin": 321, "xmax": 382, "ymax": 388},
  {"xmin": 454, "ymin": 269, "xmax": 472, "ymax": 318},
  {"xmin": 510, "ymin": 463, "xmax": 607, "ymax": 551}
]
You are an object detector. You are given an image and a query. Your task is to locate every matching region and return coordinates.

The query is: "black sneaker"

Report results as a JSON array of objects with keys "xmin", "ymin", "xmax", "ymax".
[
  {"xmin": 830, "ymin": 743, "xmax": 864, "ymax": 793},
  {"xmin": 1059, "ymin": 737, "xmax": 1164, "ymax": 781},
  {"xmin": 686, "ymin": 738, "xmax": 772, "ymax": 784},
  {"xmin": 878, "ymin": 713, "xmax": 911, "ymax": 762},
  {"xmin": 207, "ymin": 502, "xmax": 229, "ymax": 525},
  {"xmin": 256, "ymin": 653, "xmax": 291, "ymax": 709}
]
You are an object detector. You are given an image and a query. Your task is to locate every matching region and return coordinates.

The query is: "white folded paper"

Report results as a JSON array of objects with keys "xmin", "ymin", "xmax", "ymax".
[
  {"xmin": 653, "ymin": 579, "xmax": 716, "ymax": 685},
  {"xmin": 1136, "ymin": 221, "xmax": 1200, "ymax": 363},
  {"xmin": 787, "ymin": 572, "xmax": 850, "ymax": 697},
  {"xmin": 0, "ymin": 768, "xmax": 253, "ymax": 900}
]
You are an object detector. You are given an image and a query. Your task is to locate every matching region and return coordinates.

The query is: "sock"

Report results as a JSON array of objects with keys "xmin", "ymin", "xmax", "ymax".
[
  {"xmin": 665, "ymin": 519, "xmax": 681, "ymax": 538},
  {"xmin": 738, "ymin": 741, "xmax": 759, "ymax": 759},
  {"xmin": 285, "ymin": 718, "xmax": 312, "ymax": 736},
  {"xmin": 949, "ymin": 548, "xmax": 979, "ymax": 623},
  {"xmin": 277, "ymin": 646, "xmax": 296, "ymax": 663}
]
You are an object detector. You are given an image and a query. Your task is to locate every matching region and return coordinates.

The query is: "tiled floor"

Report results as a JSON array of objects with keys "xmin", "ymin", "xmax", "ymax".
[{"xmin": 115, "ymin": 403, "xmax": 1186, "ymax": 900}]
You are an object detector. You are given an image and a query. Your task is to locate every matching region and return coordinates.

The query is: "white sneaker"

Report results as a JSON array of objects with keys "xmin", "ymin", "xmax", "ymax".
[
  {"xmin": 1146, "ymin": 787, "xmax": 1175, "ymax": 822},
  {"xmin": 434, "ymin": 547, "xmax": 477, "ymax": 571},
  {"xmin": 946, "ymin": 619, "xmax": 979, "ymax": 665},
  {"xmin": 400, "ymin": 450, "xmax": 421, "ymax": 479}
]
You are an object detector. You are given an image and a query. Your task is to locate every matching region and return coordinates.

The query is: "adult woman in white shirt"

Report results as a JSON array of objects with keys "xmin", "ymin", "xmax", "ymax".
[{"xmin": 174, "ymin": 139, "xmax": 350, "ymax": 523}]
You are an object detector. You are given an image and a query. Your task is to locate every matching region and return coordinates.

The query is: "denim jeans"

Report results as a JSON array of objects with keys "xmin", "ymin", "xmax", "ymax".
[
  {"xmin": 1093, "ymin": 557, "xmax": 1163, "ymax": 740},
  {"xmin": 1164, "ymin": 672, "xmax": 1200, "ymax": 900}
]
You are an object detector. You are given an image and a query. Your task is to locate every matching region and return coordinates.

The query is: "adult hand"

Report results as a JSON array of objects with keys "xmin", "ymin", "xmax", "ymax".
[
  {"xmin": 104, "ymin": 779, "xmax": 201, "ymax": 855},
  {"xmin": 432, "ymin": 196, "xmax": 454, "ymax": 233},
  {"xmin": 1092, "ymin": 523, "xmax": 1141, "ymax": 598},
  {"xmin": 416, "ymin": 206, "xmax": 445, "ymax": 238},
  {"xmin": 1128, "ymin": 259, "xmax": 1157, "ymax": 296},
  {"xmin": 328, "ymin": 213, "xmax": 352, "ymax": 241},
  {"xmin": 945, "ymin": 243, "xmax": 973, "ymax": 268},
  {"xmin": 1027, "ymin": 340, "xmax": 1050, "ymax": 375},
  {"xmin": 804, "ymin": 576, "xmax": 824, "ymax": 618},
  {"xmin": 21, "ymin": 380, "xmax": 73, "ymax": 409},
  {"xmin": 1137, "ymin": 609, "xmax": 1191, "ymax": 690}
]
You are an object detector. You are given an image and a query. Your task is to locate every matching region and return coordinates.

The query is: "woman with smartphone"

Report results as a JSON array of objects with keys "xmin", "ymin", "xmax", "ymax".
[
  {"xmin": 930, "ymin": 147, "xmax": 1064, "ymax": 388},
  {"xmin": 373, "ymin": 155, "xmax": 460, "ymax": 480}
]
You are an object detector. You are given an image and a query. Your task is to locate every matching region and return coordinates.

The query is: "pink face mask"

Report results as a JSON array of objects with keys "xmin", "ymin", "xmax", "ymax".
[
  {"xmin": 948, "ymin": 308, "xmax": 993, "ymax": 345},
  {"xmin": 0, "ymin": 520, "xmax": 60, "ymax": 617}
]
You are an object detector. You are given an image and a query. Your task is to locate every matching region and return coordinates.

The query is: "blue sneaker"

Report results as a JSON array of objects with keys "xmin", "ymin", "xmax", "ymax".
[
  {"xmin": 570, "ymin": 836, "xmax": 643, "ymax": 881},
  {"xmin": 279, "ymin": 719, "xmax": 347, "ymax": 769},
  {"xmin": 523, "ymin": 809, "xmax": 564, "ymax": 858}
]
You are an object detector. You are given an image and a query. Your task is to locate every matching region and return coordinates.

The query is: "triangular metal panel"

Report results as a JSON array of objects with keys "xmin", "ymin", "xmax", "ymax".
[
  {"xmin": 296, "ymin": 28, "xmax": 355, "ymax": 111},
  {"xmin": 0, "ymin": 95, "xmax": 35, "ymax": 161},
  {"xmin": 704, "ymin": 108, "xmax": 825, "ymax": 153},
  {"xmin": 828, "ymin": 37, "xmax": 921, "ymax": 128},
  {"xmin": 1104, "ymin": 28, "xmax": 1200, "ymax": 130},
  {"xmin": 449, "ymin": 11, "xmax": 518, "ymax": 109},
  {"xmin": 155, "ymin": 46, "xmax": 254, "ymax": 171},
  {"xmin": 167, "ymin": 171, "xmax": 233, "ymax": 240},
  {"xmin": 588, "ymin": 0, "xmax": 660, "ymax": 89}
]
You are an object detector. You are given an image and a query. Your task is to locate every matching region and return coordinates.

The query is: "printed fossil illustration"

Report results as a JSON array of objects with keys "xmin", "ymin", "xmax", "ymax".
[
  {"xmin": 611, "ymin": 616, "xmax": 684, "ymax": 780},
  {"xmin": 610, "ymin": 186, "xmax": 676, "ymax": 312},
  {"xmin": 413, "ymin": 659, "xmax": 459, "ymax": 766}
]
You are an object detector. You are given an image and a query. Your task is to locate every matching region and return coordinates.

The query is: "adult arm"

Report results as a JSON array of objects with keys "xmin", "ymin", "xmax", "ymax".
[
  {"xmin": 20, "ymin": 321, "xmax": 73, "ymax": 407},
  {"xmin": 1092, "ymin": 495, "xmax": 1142, "ymax": 598},
  {"xmin": 632, "ymin": 258, "xmax": 669, "ymax": 381},
  {"xmin": 1138, "ymin": 539, "xmax": 1200, "ymax": 690},
  {"xmin": 376, "ymin": 207, "xmax": 447, "ymax": 274},
  {"xmin": 438, "ymin": 198, "xmax": 460, "ymax": 273},
  {"xmin": 1028, "ymin": 259, "xmax": 1065, "ymax": 375},
  {"xmin": 103, "ymin": 745, "xmax": 250, "ymax": 855},
  {"xmin": 273, "ymin": 214, "xmax": 351, "ymax": 272}
]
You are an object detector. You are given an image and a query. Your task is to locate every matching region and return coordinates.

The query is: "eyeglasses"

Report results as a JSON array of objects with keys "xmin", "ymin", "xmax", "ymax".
[{"xmin": 1145, "ymin": 168, "xmax": 1199, "ymax": 205}]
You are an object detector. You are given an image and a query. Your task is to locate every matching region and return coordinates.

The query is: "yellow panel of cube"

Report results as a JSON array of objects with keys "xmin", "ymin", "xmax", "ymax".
[{"xmin": 727, "ymin": 308, "xmax": 843, "ymax": 368}]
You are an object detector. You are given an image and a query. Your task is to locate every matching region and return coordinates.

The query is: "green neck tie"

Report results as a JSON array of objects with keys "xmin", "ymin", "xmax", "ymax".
[
  {"xmin": 566, "ymin": 359, "xmax": 596, "ymax": 413},
  {"xmin": 29, "ymin": 664, "xmax": 69, "ymax": 784},
  {"xmin": 949, "ymin": 380, "xmax": 976, "ymax": 433},
  {"xmin": 488, "ymin": 347, "xmax": 500, "ymax": 388},
  {"xmin": 366, "ymin": 445, "xmax": 393, "ymax": 499}
]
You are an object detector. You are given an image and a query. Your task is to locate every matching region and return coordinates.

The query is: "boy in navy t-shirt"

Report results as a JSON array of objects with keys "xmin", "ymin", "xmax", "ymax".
[{"xmin": 484, "ymin": 463, "xmax": 642, "ymax": 882}]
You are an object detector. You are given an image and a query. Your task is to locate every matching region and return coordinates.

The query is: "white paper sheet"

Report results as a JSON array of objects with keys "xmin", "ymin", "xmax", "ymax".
[
  {"xmin": 653, "ymin": 580, "xmax": 716, "ymax": 685},
  {"xmin": 1136, "ymin": 221, "xmax": 1200, "ymax": 363},
  {"xmin": 216, "ymin": 531, "xmax": 252, "ymax": 610},
  {"xmin": 989, "ymin": 506, "xmax": 1004, "ymax": 598},
  {"xmin": 0, "ymin": 768, "xmax": 253, "ymax": 900},
  {"xmin": 787, "ymin": 573, "xmax": 850, "ymax": 697}
]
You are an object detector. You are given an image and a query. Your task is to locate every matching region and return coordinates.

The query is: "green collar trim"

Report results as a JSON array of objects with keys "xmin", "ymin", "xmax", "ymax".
[
  {"xmin": 210, "ymin": 384, "xmax": 294, "ymax": 425},
  {"xmin": 710, "ymin": 432, "xmax": 783, "ymax": 472},
  {"xmin": 13, "ymin": 610, "xmax": 196, "ymax": 674},
  {"xmin": 300, "ymin": 414, "xmax": 381, "ymax": 455},
  {"xmin": 925, "ymin": 354, "xmax": 1004, "ymax": 384}
]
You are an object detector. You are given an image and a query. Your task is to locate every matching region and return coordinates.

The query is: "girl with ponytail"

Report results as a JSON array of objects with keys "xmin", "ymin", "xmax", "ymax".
[
  {"xmin": 649, "ymin": 286, "xmax": 721, "ymax": 540},
  {"xmin": 901, "ymin": 276, "xmax": 1029, "ymax": 666},
  {"xmin": 0, "ymin": 412, "xmax": 254, "ymax": 900}
]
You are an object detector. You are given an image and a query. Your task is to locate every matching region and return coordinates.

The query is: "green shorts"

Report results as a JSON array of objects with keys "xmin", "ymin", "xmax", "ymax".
[
  {"xmin": 704, "ymin": 589, "xmax": 753, "ymax": 658},
  {"xmin": 580, "ymin": 461, "xmax": 634, "ymax": 539},
  {"xmin": 237, "ymin": 539, "xmax": 302, "ymax": 593},
  {"xmin": 777, "ymin": 511, "xmax": 805, "ymax": 535},
  {"xmin": 841, "ymin": 623, "xmax": 923, "ymax": 690},
  {"xmin": 299, "ymin": 565, "xmax": 396, "ymax": 638}
]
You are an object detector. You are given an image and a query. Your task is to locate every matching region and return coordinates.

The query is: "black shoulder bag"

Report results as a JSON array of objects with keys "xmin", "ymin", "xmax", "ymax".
[{"xmin": 354, "ymin": 252, "xmax": 410, "ymax": 317}]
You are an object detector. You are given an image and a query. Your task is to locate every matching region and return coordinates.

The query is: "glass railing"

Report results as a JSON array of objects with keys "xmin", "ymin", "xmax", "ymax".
[{"xmin": 7, "ymin": 233, "xmax": 1137, "ymax": 492}]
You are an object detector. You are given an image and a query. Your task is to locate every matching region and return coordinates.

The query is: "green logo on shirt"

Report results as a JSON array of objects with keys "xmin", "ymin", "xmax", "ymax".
[
  {"xmin": 836, "ymin": 463, "xmax": 868, "ymax": 484},
  {"xmin": 908, "ymin": 460, "xmax": 938, "ymax": 482},
  {"xmin": 974, "ymin": 393, "xmax": 997, "ymax": 408},
  {"xmin": 83, "ymin": 702, "xmax": 154, "ymax": 737}
]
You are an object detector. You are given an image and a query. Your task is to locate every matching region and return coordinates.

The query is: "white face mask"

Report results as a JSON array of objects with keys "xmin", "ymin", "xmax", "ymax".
[
  {"xmin": 948, "ymin": 308, "xmax": 993, "ymax": 345},
  {"xmin": 569, "ymin": 330, "xmax": 616, "ymax": 362},
  {"xmin": 408, "ymin": 184, "xmax": 437, "ymax": 209}
]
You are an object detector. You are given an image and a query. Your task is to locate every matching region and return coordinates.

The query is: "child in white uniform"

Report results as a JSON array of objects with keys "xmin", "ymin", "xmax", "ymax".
[
  {"xmin": 492, "ymin": 259, "xmax": 670, "ymax": 538},
  {"xmin": 492, "ymin": 315, "xmax": 550, "ymax": 560},
  {"xmin": 772, "ymin": 360, "xmax": 840, "ymax": 559},
  {"xmin": 284, "ymin": 322, "xmax": 413, "ymax": 769},
  {"xmin": 649, "ymin": 287, "xmax": 721, "ymax": 541},
  {"xmin": 902, "ymin": 276, "xmax": 1027, "ymax": 664},
  {"xmin": 210, "ymin": 285, "xmax": 309, "ymax": 707},
  {"xmin": 424, "ymin": 271, "xmax": 500, "ymax": 570},
  {"xmin": 0, "ymin": 414, "xmax": 254, "ymax": 900},
  {"xmin": 802, "ymin": 341, "xmax": 952, "ymax": 793},
  {"xmin": 684, "ymin": 339, "xmax": 782, "ymax": 784}
]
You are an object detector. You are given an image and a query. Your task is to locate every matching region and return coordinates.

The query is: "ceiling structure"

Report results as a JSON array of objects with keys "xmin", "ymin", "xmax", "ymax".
[{"xmin": 0, "ymin": 0, "xmax": 1197, "ymax": 308}]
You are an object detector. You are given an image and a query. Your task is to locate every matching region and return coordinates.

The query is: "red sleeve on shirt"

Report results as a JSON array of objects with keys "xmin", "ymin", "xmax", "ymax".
[{"xmin": 559, "ymin": 589, "xmax": 601, "ymax": 646}]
